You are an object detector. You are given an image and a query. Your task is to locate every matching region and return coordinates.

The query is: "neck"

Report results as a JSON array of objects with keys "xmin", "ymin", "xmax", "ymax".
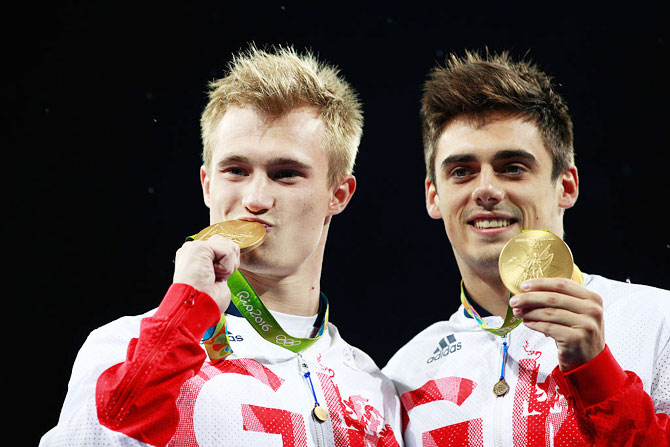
[
  {"xmin": 239, "ymin": 221, "xmax": 332, "ymax": 316},
  {"xmin": 240, "ymin": 268, "xmax": 322, "ymax": 316},
  {"xmin": 239, "ymin": 227, "xmax": 328, "ymax": 317},
  {"xmin": 458, "ymin": 260, "xmax": 510, "ymax": 318}
]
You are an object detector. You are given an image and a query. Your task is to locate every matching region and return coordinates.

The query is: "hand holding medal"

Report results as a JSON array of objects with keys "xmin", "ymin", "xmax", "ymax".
[
  {"xmin": 187, "ymin": 220, "xmax": 332, "ymax": 422},
  {"xmin": 494, "ymin": 230, "xmax": 577, "ymax": 396},
  {"xmin": 504, "ymin": 230, "xmax": 605, "ymax": 373},
  {"xmin": 461, "ymin": 229, "xmax": 586, "ymax": 396},
  {"xmin": 174, "ymin": 220, "xmax": 266, "ymax": 312}
]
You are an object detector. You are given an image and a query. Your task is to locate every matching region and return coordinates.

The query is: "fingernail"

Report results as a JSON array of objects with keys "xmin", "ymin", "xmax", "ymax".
[
  {"xmin": 520, "ymin": 281, "xmax": 530, "ymax": 291},
  {"xmin": 509, "ymin": 297, "xmax": 519, "ymax": 306}
]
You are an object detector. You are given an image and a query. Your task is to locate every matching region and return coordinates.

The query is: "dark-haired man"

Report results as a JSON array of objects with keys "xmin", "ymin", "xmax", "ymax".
[{"xmin": 383, "ymin": 51, "xmax": 669, "ymax": 446}]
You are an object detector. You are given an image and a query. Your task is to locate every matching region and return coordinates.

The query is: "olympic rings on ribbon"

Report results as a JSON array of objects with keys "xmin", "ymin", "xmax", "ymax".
[{"xmin": 275, "ymin": 334, "xmax": 302, "ymax": 347}]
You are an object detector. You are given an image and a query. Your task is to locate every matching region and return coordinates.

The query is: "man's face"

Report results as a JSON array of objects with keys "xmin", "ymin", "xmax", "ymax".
[
  {"xmin": 425, "ymin": 115, "xmax": 578, "ymax": 274},
  {"xmin": 201, "ymin": 105, "xmax": 354, "ymax": 276}
]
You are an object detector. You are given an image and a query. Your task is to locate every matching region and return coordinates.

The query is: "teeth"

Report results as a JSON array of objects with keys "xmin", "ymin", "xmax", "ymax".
[{"xmin": 474, "ymin": 219, "xmax": 511, "ymax": 229}]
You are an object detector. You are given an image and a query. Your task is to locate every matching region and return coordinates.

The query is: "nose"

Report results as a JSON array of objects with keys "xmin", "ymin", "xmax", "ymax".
[
  {"xmin": 471, "ymin": 168, "xmax": 504, "ymax": 207},
  {"xmin": 242, "ymin": 175, "xmax": 273, "ymax": 214}
]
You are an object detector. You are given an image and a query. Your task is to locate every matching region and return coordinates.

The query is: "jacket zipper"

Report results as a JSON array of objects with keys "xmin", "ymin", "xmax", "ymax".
[
  {"xmin": 494, "ymin": 332, "xmax": 510, "ymax": 447},
  {"xmin": 297, "ymin": 352, "xmax": 327, "ymax": 447},
  {"xmin": 107, "ymin": 291, "xmax": 196, "ymax": 422}
]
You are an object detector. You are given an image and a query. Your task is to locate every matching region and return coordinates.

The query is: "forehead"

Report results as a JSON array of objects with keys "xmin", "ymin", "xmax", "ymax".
[
  {"xmin": 436, "ymin": 115, "xmax": 551, "ymax": 163},
  {"xmin": 210, "ymin": 105, "xmax": 327, "ymax": 165}
]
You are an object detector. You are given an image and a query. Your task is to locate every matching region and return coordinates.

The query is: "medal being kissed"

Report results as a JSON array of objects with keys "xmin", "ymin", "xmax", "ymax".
[{"xmin": 188, "ymin": 219, "xmax": 266, "ymax": 252}]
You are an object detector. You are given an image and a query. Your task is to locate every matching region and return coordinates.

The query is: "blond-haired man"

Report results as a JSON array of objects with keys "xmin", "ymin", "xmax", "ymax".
[
  {"xmin": 41, "ymin": 45, "xmax": 402, "ymax": 447},
  {"xmin": 383, "ymin": 51, "xmax": 669, "ymax": 446}
]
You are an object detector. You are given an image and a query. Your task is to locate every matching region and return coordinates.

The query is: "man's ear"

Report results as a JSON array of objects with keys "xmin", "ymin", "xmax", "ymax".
[
  {"xmin": 557, "ymin": 165, "xmax": 579, "ymax": 209},
  {"xmin": 327, "ymin": 175, "xmax": 357, "ymax": 216},
  {"xmin": 425, "ymin": 177, "xmax": 443, "ymax": 219},
  {"xmin": 200, "ymin": 166, "xmax": 212, "ymax": 208}
]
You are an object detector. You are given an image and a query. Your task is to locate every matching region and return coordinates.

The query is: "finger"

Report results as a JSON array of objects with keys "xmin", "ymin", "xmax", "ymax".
[
  {"xmin": 515, "ymin": 306, "xmax": 590, "ymax": 326},
  {"xmin": 520, "ymin": 277, "xmax": 601, "ymax": 304},
  {"xmin": 510, "ymin": 291, "xmax": 602, "ymax": 319},
  {"xmin": 522, "ymin": 319, "xmax": 566, "ymax": 339},
  {"xmin": 207, "ymin": 236, "xmax": 241, "ymax": 280},
  {"xmin": 522, "ymin": 319, "xmax": 604, "ymax": 356},
  {"xmin": 206, "ymin": 235, "xmax": 240, "ymax": 260}
]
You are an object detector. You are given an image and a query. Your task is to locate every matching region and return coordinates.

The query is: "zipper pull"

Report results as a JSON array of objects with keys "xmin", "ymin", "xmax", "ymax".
[
  {"xmin": 493, "ymin": 333, "xmax": 510, "ymax": 397},
  {"xmin": 296, "ymin": 353, "xmax": 329, "ymax": 422},
  {"xmin": 297, "ymin": 352, "xmax": 309, "ymax": 374}
]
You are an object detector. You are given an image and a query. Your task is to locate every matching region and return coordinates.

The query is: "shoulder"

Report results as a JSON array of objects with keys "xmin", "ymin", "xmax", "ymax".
[
  {"xmin": 318, "ymin": 321, "xmax": 400, "ymax": 403},
  {"xmin": 585, "ymin": 273, "xmax": 670, "ymax": 346},
  {"xmin": 86, "ymin": 309, "xmax": 156, "ymax": 344},
  {"xmin": 76, "ymin": 309, "xmax": 156, "ymax": 363},
  {"xmin": 325, "ymin": 321, "xmax": 381, "ymax": 374},
  {"xmin": 584, "ymin": 273, "xmax": 670, "ymax": 309},
  {"xmin": 65, "ymin": 309, "xmax": 157, "ymax": 387},
  {"xmin": 382, "ymin": 319, "xmax": 456, "ymax": 379}
]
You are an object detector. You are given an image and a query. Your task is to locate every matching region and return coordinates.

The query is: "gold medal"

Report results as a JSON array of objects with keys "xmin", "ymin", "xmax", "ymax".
[
  {"xmin": 313, "ymin": 404, "xmax": 329, "ymax": 422},
  {"xmin": 493, "ymin": 379, "xmax": 509, "ymax": 397},
  {"xmin": 190, "ymin": 220, "xmax": 266, "ymax": 253},
  {"xmin": 498, "ymin": 230, "xmax": 573, "ymax": 295}
]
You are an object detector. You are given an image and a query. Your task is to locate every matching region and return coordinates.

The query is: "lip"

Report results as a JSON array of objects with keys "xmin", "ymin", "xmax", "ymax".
[
  {"xmin": 238, "ymin": 217, "xmax": 273, "ymax": 229},
  {"xmin": 466, "ymin": 212, "xmax": 519, "ymax": 234}
]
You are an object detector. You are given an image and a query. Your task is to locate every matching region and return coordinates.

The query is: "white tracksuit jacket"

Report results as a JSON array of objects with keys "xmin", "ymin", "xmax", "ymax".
[
  {"xmin": 382, "ymin": 273, "xmax": 670, "ymax": 446},
  {"xmin": 40, "ymin": 284, "xmax": 403, "ymax": 447}
]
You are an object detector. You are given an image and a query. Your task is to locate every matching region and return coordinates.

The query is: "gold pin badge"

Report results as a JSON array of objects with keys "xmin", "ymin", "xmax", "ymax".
[
  {"xmin": 498, "ymin": 230, "xmax": 573, "ymax": 295},
  {"xmin": 313, "ymin": 404, "xmax": 329, "ymax": 422},
  {"xmin": 493, "ymin": 379, "xmax": 510, "ymax": 397},
  {"xmin": 189, "ymin": 220, "xmax": 266, "ymax": 253}
]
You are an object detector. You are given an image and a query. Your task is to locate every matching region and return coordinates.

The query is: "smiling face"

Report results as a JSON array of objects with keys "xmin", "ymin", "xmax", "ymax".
[
  {"xmin": 425, "ymin": 114, "xmax": 579, "ymax": 277},
  {"xmin": 201, "ymin": 105, "xmax": 355, "ymax": 277}
]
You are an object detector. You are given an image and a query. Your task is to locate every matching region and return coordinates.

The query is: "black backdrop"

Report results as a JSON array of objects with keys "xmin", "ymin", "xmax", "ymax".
[{"xmin": 7, "ymin": 3, "xmax": 668, "ymax": 444}]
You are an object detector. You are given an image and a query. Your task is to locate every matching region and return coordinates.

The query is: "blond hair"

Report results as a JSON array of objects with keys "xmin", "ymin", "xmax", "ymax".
[
  {"xmin": 201, "ymin": 44, "xmax": 363, "ymax": 186},
  {"xmin": 422, "ymin": 50, "xmax": 574, "ymax": 182}
]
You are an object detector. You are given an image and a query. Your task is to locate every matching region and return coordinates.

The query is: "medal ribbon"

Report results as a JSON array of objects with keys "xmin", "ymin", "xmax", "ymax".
[
  {"xmin": 461, "ymin": 264, "xmax": 584, "ymax": 337},
  {"xmin": 203, "ymin": 270, "xmax": 329, "ymax": 363}
]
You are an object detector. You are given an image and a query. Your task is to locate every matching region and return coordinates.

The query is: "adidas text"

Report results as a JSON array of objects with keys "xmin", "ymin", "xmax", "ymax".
[{"xmin": 426, "ymin": 335, "xmax": 462, "ymax": 363}]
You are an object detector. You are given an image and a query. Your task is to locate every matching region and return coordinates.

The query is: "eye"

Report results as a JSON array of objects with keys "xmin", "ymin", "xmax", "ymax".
[
  {"xmin": 502, "ymin": 164, "xmax": 525, "ymax": 175},
  {"xmin": 450, "ymin": 167, "xmax": 471, "ymax": 178},
  {"xmin": 273, "ymin": 169, "xmax": 301, "ymax": 180},
  {"xmin": 223, "ymin": 166, "xmax": 248, "ymax": 177}
]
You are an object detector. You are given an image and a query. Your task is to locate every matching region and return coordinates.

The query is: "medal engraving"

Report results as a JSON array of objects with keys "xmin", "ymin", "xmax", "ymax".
[
  {"xmin": 313, "ymin": 404, "xmax": 329, "ymax": 422},
  {"xmin": 493, "ymin": 379, "xmax": 509, "ymax": 397},
  {"xmin": 191, "ymin": 220, "xmax": 266, "ymax": 253},
  {"xmin": 499, "ymin": 230, "xmax": 573, "ymax": 295}
]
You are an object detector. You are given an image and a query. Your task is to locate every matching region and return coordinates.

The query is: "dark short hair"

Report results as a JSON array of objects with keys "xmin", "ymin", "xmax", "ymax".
[{"xmin": 422, "ymin": 50, "xmax": 574, "ymax": 182}]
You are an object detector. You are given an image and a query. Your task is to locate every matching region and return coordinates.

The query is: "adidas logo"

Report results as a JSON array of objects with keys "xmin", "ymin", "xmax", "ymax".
[
  {"xmin": 226, "ymin": 329, "xmax": 244, "ymax": 342},
  {"xmin": 426, "ymin": 334, "xmax": 462, "ymax": 364}
]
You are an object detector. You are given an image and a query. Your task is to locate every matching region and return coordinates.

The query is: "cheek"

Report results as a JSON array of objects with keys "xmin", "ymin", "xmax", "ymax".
[
  {"xmin": 208, "ymin": 190, "xmax": 235, "ymax": 216},
  {"xmin": 441, "ymin": 194, "xmax": 465, "ymax": 222}
]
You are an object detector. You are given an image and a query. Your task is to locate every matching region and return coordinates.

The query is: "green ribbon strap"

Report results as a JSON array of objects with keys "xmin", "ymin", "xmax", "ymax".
[
  {"xmin": 203, "ymin": 270, "xmax": 329, "ymax": 363},
  {"xmin": 461, "ymin": 264, "xmax": 584, "ymax": 337}
]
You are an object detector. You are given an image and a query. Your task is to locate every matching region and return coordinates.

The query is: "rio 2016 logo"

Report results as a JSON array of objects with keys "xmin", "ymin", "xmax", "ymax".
[{"xmin": 236, "ymin": 291, "xmax": 273, "ymax": 331}]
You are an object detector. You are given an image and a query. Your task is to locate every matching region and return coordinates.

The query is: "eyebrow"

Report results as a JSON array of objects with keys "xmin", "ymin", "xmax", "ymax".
[
  {"xmin": 216, "ymin": 155, "xmax": 248, "ymax": 168},
  {"xmin": 440, "ymin": 149, "xmax": 538, "ymax": 169},
  {"xmin": 493, "ymin": 149, "xmax": 538, "ymax": 164},
  {"xmin": 266, "ymin": 157, "xmax": 312, "ymax": 171},
  {"xmin": 216, "ymin": 155, "xmax": 312, "ymax": 171}
]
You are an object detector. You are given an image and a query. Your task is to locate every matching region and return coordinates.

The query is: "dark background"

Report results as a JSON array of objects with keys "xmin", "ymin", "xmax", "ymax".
[{"xmin": 6, "ymin": 2, "xmax": 668, "ymax": 444}]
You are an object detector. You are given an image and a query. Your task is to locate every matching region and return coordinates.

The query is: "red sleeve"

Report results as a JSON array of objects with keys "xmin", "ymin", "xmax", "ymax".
[
  {"xmin": 96, "ymin": 283, "xmax": 221, "ymax": 446},
  {"xmin": 552, "ymin": 345, "xmax": 670, "ymax": 447}
]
